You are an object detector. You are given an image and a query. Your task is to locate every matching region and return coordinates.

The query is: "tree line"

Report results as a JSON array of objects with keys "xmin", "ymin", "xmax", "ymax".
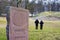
[{"xmin": 0, "ymin": 0, "xmax": 60, "ymax": 16}]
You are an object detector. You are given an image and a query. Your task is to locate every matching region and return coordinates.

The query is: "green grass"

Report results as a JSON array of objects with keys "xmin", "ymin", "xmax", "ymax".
[
  {"xmin": 0, "ymin": 17, "xmax": 60, "ymax": 40},
  {"xmin": 29, "ymin": 18, "xmax": 60, "ymax": 40},
  {"xmin": 0, "ymin": 27, "xmax": 7, "ymax": 40},
  {"xmin": 0, "ymin": 17, "xmax": 6, "ymax": 24},
  {"xmin": 0, "ymin": 17, "xmax": 7, "ymax": 40}
]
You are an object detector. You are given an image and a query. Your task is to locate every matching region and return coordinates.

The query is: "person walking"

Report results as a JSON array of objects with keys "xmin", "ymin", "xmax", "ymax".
[
  {"xmin": 6, "ymin": 13, "xmax": 10, "ymax": 40},
  {"xmin": 35, "ymin": 19, "xmax": 39, "ymax": 30},
  {"xmin": 40, "ymin": 20, "xmax": 44, "ymax": 30}
]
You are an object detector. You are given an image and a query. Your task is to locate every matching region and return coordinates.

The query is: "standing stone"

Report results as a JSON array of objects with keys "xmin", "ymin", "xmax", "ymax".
[{"xmin": 9, "ymin": 6, "xmax": 29, "ymax": 40}]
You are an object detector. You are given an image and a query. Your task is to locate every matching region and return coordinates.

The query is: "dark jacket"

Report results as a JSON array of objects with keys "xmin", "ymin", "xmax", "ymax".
[
  {"xmin": 40, "ymin": 21, "xmax": 44, "ymax": 25},
  {"xmin": 35, "ymin": 19, "xmax": 39, "ymax": 24}
]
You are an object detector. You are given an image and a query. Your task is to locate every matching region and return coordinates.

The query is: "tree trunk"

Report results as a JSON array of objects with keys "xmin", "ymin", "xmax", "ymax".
[{"xmin": 20, "ymin": 0, "xmax": 28, "ymax": 9}]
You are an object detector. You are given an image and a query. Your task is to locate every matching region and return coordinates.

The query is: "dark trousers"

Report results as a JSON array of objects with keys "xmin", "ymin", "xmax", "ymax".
[
  {"xmin": 40, "ymin": 25, "xmax": 43, "ymax": 30},
  {"xmin": 6, "ymin": 25, "xmax": 9, "ymax": 40},
  {"xmin": 35, "ymin": 24, "xmax": 38, "ymax": 29},
  {"xmin": 6, "ymin": 33, "xmax": 9, "ymax": 40}
]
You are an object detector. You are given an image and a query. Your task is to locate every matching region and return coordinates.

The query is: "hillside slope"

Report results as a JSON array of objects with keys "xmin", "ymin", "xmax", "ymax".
[{"xmin": 32, "ymin": 11, "xmax": 60, "ymax": 21}]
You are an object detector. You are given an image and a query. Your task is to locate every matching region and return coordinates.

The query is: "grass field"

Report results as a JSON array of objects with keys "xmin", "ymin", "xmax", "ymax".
[
  {"xmin": 38, "ymin": 11, "xmax": 60, "ymax": 17},
  {"xmin": 29, "ymin": 18, "xmax": 60, "ymax": 40},
  {"xmin": 0, "ymin": 17, "xmax": 7, "ymax": 40},
  {"xmin": 0, "ymin": 17, "xmax": 60, "ymax": 40}
]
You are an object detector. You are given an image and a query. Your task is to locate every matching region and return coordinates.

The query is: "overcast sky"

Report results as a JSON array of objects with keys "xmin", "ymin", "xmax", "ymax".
[{"xmin": 29, "ymin": 0, "xmax": 32, "ymax": 2}]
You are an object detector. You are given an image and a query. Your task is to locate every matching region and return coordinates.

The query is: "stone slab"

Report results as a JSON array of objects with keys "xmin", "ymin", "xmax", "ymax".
[{"xmin": 9, "ymin": 7, "xmax": 29, "ymax": 40}]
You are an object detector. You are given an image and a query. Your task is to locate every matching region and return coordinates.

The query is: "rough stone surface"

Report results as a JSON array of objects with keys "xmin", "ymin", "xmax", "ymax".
[{"xmin": 9, "ymin": 7, "xmax": 29, "ymax": 40}]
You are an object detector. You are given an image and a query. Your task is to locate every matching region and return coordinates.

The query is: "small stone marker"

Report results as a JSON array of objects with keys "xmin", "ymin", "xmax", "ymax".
[{"xmin": 9, "ymin": 7, "xmax": 29, "ymax": 40}]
